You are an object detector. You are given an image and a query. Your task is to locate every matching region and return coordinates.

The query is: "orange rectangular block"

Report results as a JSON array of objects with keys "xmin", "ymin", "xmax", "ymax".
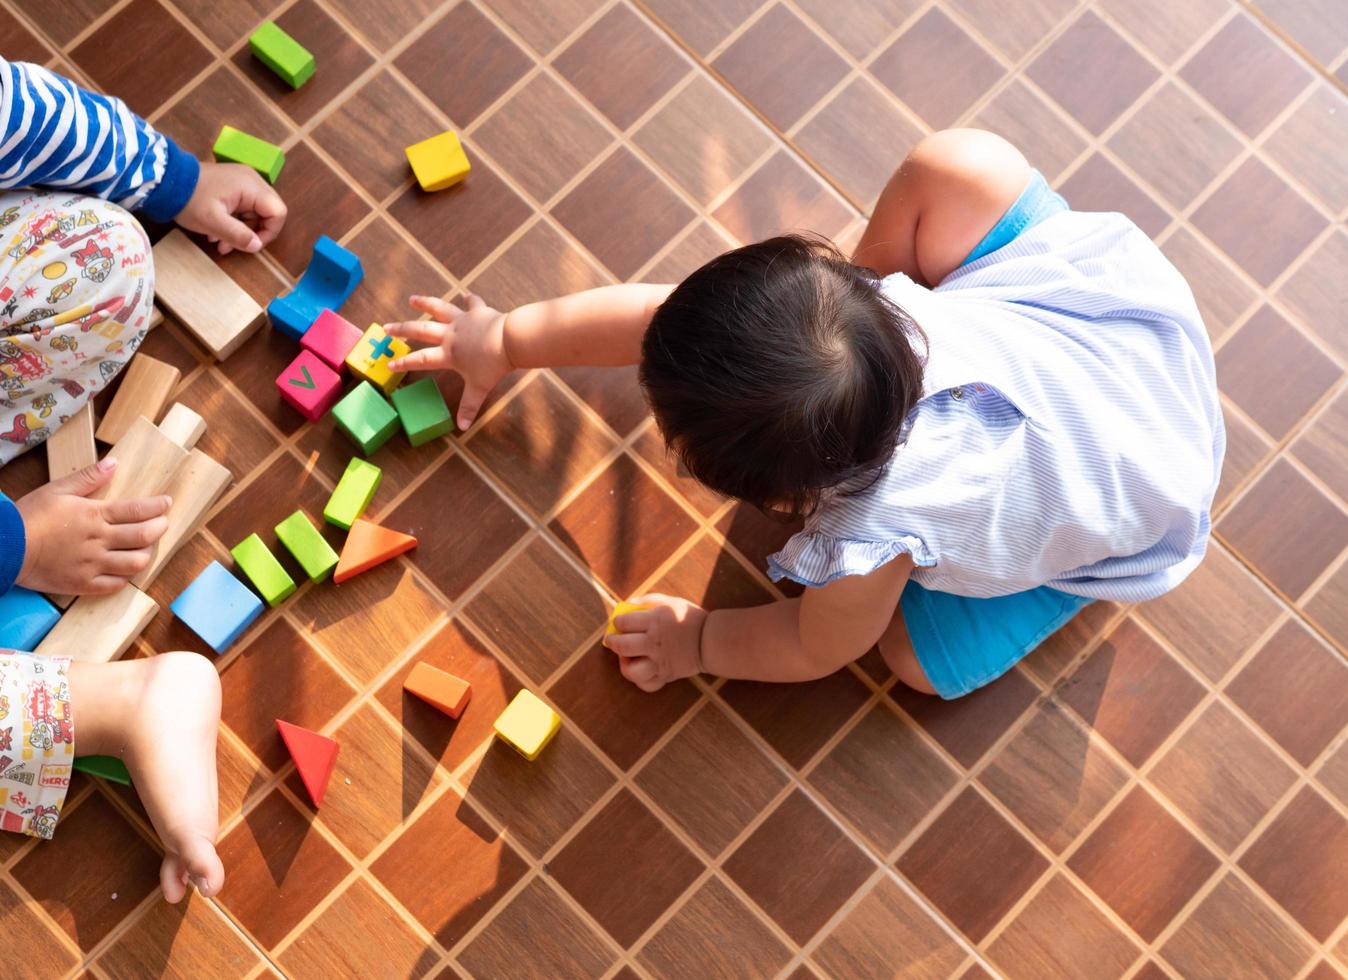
[{"xmin": 403, "ymin": 662, "xmax": 471, "ymax": 719}]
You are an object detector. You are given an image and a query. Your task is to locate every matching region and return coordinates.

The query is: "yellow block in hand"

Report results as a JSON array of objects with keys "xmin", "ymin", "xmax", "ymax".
[
  {"xmin": 606, "ymin": 600, "xmax": 649, "ymax": 636},
  {"xmin": 492, "ymin": 690, "xmax": 561, "ymax": 761}
]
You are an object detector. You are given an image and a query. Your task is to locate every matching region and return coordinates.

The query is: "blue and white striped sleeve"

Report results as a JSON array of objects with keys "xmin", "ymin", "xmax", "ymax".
[{"xmin": 0, "ymin": 58, "xmax": 198, "ymax": 222}]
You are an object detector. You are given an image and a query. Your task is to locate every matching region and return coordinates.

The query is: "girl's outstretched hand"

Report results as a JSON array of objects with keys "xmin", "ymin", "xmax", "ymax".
[
  {"xmin": 385, "ymin": 293, "xmax": 510, "ymax": 430},
  {"xmin": 602, "ymin": 594, "xmax": 707, "ymax": 693}
]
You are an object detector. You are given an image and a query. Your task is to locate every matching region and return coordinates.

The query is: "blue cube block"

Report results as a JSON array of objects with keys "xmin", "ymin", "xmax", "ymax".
[
  {"xmin": 0, "ymin": 587, "xmax": 60, "ymax": 650},
  {"xmin": 170, "ymin": 561, "xmax": 264, "ymax": 653}
]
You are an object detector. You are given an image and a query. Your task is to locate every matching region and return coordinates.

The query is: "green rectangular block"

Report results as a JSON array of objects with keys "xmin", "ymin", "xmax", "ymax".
[
  {"xmin": 391, "ymin": 377, "xmax": 454, "ymax": 447},
  {"xmin": 323, "ymin": 458, "xmax": 382, "ymax": 530},
  {"xmin": 332, "ymin": 381, "xmax": 399, "ymax": 455},
  {"xmin": 275, "ymin": 510, "xmax": 339, "ymax": 581},
  {"xmin": 213, "ymin": 125, "xmax": 285, "ymax": 183},
  {"xmin": 74, "ymin": 755, "xmax": 131, "ymax": 785},
  {"xmin": 230, "ymin": 533, "xmax": 296, "ymax": 607},
  {"xmin": 249, "ymin": 21, "xmax": 315, "ymax": 89}
]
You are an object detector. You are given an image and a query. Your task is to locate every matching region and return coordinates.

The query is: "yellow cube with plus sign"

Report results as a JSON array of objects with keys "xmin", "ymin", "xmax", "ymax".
[
  {"xmin": 493, "ymin": 690, "xmax": 561, "ymax": 761},
  {"xmin": 345, "ymin": 323, "xmax": 409, "ymax": 395},
  {"xmin": 405, "ymin": 131, "xmax": 471, "ymax": 192}
]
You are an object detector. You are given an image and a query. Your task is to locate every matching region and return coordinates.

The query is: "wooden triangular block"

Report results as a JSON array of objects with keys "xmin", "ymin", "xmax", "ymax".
[
  {"xmin": 334, "ymin": 518, "xmax": 417, "ymax": 583},
  {"xmin": 276, "ymin": 719, "xmax": 339, "ymax": 807},
  {"xmin": 404, "ymin": 662, "xmax": 472, "ymax": 719}
]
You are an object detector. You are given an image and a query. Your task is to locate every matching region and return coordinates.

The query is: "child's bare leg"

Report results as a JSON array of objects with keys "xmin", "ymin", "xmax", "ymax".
[
  {"xmin": 68, "ymin": 653, "xmax": 223, "ymax": 902},
  {"xmin": 877, "ymin": 605, "xmax": 937, "ymax": 695}
]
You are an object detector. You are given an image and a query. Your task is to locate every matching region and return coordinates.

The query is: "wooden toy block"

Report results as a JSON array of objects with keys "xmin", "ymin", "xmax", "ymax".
[
  {"xmin": 267, "ymin": 236, "xmax": 364, "ymax": 340},
  {"xmin": 331, "ymin": 381, "xmax": 399, "ymax": 455},
  {"xmin": 301, "ymin": 309, "xmax": 363, "ymax": 371},
  {"xmin": 46, "ymin": 402, "xmax": 95, "ymax": 481},
  {"xmin": 605, "ymin": 600, "xmax": 650, "ymax": 636},
  {"xmin": 230, "ymin": 533, "xmax": 296, "ymax": 607},
  {"xmin": 492, "ymin": 689, "xmax": 560, "ymax": 761},
  {"xmin": 95, "ymin": 353, "xmax": 181, "ymax": 445},
  {"xmin": 250, "ymin": 21, "xmax": 315, "ymax": 89},
  {"xmin": 35, "ymin": 585, "xmax": 157, "ymax": 663},
  {"xmin": 323, "ymin": 457, "xmax": 381, "ymax": 529},
  {"xmin": 149, "ymin": 305, "xmax": 164, "ymax": 330},
  {"xmin": 277, "ymin": 350, "xmax": 342, "ymax": 421},
  {"xmin": 131, "ymin": 450, "xmax": 232, "ymax": 590},
  {"xmin": 333, "ymin": 519, "xmax": 416, "ymax": 583},
  {"xmin": 158, "ymin": 403, "xmax": 206, "ymax": 450},
  {"xmin": 276, "ymin": 720, "xmax": 338, "ymax": 807},
  {"xmin": 275, "ymin": 511, "xmax": 339, "ymax": 582},
  {"xmin": 405, "ymin": 131, "xmax": 471, "ymax": 191},
  {"xmin": 152, "ymin": 229, "xmax": 265, "ymax": 360},
  {"xmin": 170, "ymin": 560, "xmax": 264, "ymax": 653},
  {"xmin": 391, "ymin": 377, "xmax": 453, "ymax": 446},
  {"xmin": 93, "ymin": 415, "xmax": 188, "ymax": 503},
  {"xmin": 213, "ymin": 125, "xmax": 285, "ymax": 183},
  {"xmin": 73, "ymin": 756, "xmax": 131, "ymax": 785},
  {"xmin": 0, "ymin": 587, "xmax": 61, "ymax": 650},
  {"xmin": 345, "ymin": 323, "xmax": 409, "ymax": 395},
  {"xmin": 404, "ymin": 662, "xmax": 471, "ymax": 719}
]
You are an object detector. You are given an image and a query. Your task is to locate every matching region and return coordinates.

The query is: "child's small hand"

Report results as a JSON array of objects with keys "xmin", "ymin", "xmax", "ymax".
[
  {"xmin": 175, "ymin": 161, "xmax": 287, "ymax": 255},
  {"xmin": 14, "ymin": 459, "xmax": 171, "ymax": 596},
  {"xmin": 385, "ymin": 294, "xmax": 510, "ymax": 430},
  {"xmin": 602, "ymin": 594, "xmax": 707, "ymax": 692}
]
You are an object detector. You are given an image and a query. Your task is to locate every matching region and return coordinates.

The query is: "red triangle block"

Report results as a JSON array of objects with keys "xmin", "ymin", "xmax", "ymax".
[
  {"xmin": 276, "ymin": 719, "xmax": 339, "ymax": 807},
  {"xmin": 334, "ymin": 519, "xmax": 417, "ymax": 584}
]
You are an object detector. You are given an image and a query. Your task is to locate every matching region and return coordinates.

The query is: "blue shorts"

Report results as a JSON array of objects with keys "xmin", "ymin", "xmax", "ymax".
[{"xmin": 905, "ymin": 170, "xmax": 1085, "ymax": 700}]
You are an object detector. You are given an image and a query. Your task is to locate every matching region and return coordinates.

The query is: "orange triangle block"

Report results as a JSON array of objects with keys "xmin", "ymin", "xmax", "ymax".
[
  {"xmin": 404, "ymin": 662, "xmax": 472, "ymax": 719},
  {"xmin": 276, "ymin": 719, "xmax": 339, "ymax": 807},
  {"xmin": 334, "ymin": 519, "xmax": 417, "ymax": 584}
]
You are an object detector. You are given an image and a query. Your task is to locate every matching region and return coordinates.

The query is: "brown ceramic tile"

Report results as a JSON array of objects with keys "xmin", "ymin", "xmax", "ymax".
[
  {"xmin": 1162, "ymin": 872, "xmax": 1313, "ymax": 980},
  {"xmin": 216, "ymin": 729, "xmax": 267, "ymax": 824},
  {"xmin": 1254, "ymin": 0, "xmax": 1348, "ymax": 64},
  {"xmin": 896, "ymin": 787, "xmax": 1049, "ymax": 942},
  {"xmin": 99, "ymin": 891, "xmax": 264, "ymax": 979},
  {"xmin": 813, "ymin": 876, "xmax": 963, "ymax": 978},
  {"xmin": 214, "ymin": 790, "xmax": 353, "ymax": 950},
  {"xmin": 1321, "ymin": 739, "xmax": 1348, "ymax": 807},
  {"xmin": 279, "ymin": 877, "xmax": 434, "ymax": 979},
  {"xmin": 1216, "ymin": 401, "xmax": 1276, "ymax": 509},
  {"xmin": 642, "ymin": 0, "xmax": 762, "ymax": 56},
  {"xmin": 1056, "ymin": 154, "xmax": 1170, "ymax": 238},
  {"xmin": 795, "ymin": 0, "xmax": 921, "ymax": 59},
  {"xmin": 721, "ymin": 667, "xmax": 872, "ymax": 769},
  {"xmin": 988, "ymin": 873, "xmax": 1140, "ymax": 980},
  {"xmin": 267, "ymin": 141, "xmax": 373, "ymax": 278},
  {"xmin": 372, "ymin": 788, "xmax": 529, "ymax": 945},
  {"xmin": 1277, "ymin": 229, "xmax": 1348, "ymax": 362},
  {"xmin": 1307, "ymin": 561, "xmax": 1348, "ymax": 652},
  {"xmin": 171, "ymin": 0, "xmax": 276, "ymax": 48},
  {"xmin": 336, "ymin": 220, "xmax": 454, "ymax": 347},
  {"xmin": 1218, "ymin": 458, "xmax": 1348, "ymax": 599},
  {"xmin": 0, "ymin": 880, "xmax": 76, "ymax": 977},
  {"xmin": 716, "ymin": 502, "xmax": 803, "ymax": 585},
  {"xmin": 1294, "ymin": 390, "xmax": 1348, "ymax": 506},
  {"xmin": 972, "ymin": 79, "xmax": 1087, "ymax": 183},
  {"xmin": 1181, "ymin": 13, "xmax": 1311, "ymax": 136},
  {"xmin": 1160, "ymin": 227, "xmax": 1258, "ymax": 340},
  {"xmin": 11, "ymin": 0, "xmax": 116, "ymax": 47},
  {"xmin": 948, "ymin": 0, "xmax": 1076, "ymax": 61},
  {"xmin": 551, "ymin": 789, "xmax": 704, "ymax": 947},
  {"xmin": 635, "ymin": 702, "xmax": 789, "ymax": 856},
  {"xmin": 551, "ymin": 364, "xmax": 649, "ymax": 436},
  {"xmin": 1095, "ymin": 0, "xmax": 1229, "ymax": 64},
  {"xmin": 647, "ymin": 220, "xmax": 736, "ymax": 282},
  {"xmin": 0, "ymin": 443, "xmax": 47, "ymax": 501},
  {"xmin": 1028, "ymin": 11, "xmax": 1157, "ymax": 134},
  {"xmin": 175, "ymin": 370, "xmax": 279, "ymax": 481},
  {"xmin": 724, "ymin": 790, "xmax": 875, "ymax": 944},
  {"xmin": 323, "ymin": 0, "xmax": 441, "ymax": 51},
  {"xmin": 1264, "ymin": 85, "xmax": 1348, "ymax": 215},
  {"xmin": 1240, "ymin": 785, "xmax": 1348, "ymax": 940},
  {"xmin": 639, "ymin": 876, "xmax": 792, "ymax": 979},
  {"xmin": 481, "ymin": 0, "xmax": 606, "ymax": 55},
  {"xmin": 474, "ymin": 74, "xmax": 613, "ymax": 203},
  {"xmin": 460, "ymin": 877, "xmax": 615, "ymax": 979},
  {"xmin": 1019, "ymin": 600, "xmax": 1121, "ymax": 686},
  {"xmin": 468, "ymin": 222, "xmax": 609, "ymax": 313},
  {"xmin": 632, "ymin": 428, "xmax": 725, "ymax": 517},
  {"xmin": 207, "ymin": 452, "xmax": 330, "ymax": 557},
  {"xmin": 1227, "ymin": 619, "xmax": 1348, "ymax": 766},
  {"xmin": 981, "ymin": 699, "xmax": 1129, "ymax": 852},
  {"xmin": 712, "ymin": 150, "xmax": 854, "ymax": 243},
  {"xmin": 553, "ymin": 147, "xmax": 696, "ymax": 280},
  {"xmin": 390, "ymin": 454, "xmax": 529, "ymax": 600},
  {"xmin": 651, "ymin": 531, "xmax": 773, "ymax": 612},
  {"xmin": 890, "ymin": 667, "xmax": 1040, "ymax": 768},
  {"xmin": 157, "ymin": 66, "xmax": 291, "ymax": 161},
  {"xmin": 633, "ymin": 74, "xmax": 773, "ymax": 207},
  {"xmin": 463, "ymin": 534, "xmax": 607, "ymax": 681},
  {"xmin": 395, "ymin": 2, "xmax": 531, "ymax": 127},
  {"xmin": 70, "ymin": 0, "xmax": 210, "ymax": 117},
  {"xmin": 555, "ymin": 4, "xmax": 689, "ymax": 130},
  {"xmin": 870, "ymin": 8, "xmax": 1003, "ymax": 129},
  {"xmin": 140, "ymin": 533, "xmax": 231, "ymax": 658}
]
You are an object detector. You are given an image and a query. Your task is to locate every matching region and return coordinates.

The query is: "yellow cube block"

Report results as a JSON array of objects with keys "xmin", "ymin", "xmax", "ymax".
[
  {"xmin": 345, "ymin": 323, "xmax": 409, "ymax": 395},
  {"xmin": 606, "ymin": 600, "xmax": 649, "ymax": 636},
  {"xmin": 405, "ymin": 131, "xmax": 471, "ymax": 192},
  {"xmin": 493, "ymin": 690, "xmax": 560, "ymax": 761}
]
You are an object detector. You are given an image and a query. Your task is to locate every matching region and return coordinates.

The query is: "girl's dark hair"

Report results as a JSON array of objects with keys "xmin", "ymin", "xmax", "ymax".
[{"xmin": 640, "ymin": 234, "xmax": 925, "ymax": 520}]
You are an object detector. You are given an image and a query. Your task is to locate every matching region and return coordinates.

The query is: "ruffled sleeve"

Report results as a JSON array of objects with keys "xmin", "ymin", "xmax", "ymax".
[{"xmin": 768, "ymin": 527, "xmax": 936, "ymax": 588}]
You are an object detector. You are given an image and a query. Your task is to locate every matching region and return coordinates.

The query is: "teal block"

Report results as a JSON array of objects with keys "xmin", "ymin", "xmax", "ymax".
[
  {"xmin": 331, "ymin": 381, "xmax": 399, "ymax": 455},
  {"xmin": 391, "ymin": 377, "xmax": 454, "ymax": 447}
]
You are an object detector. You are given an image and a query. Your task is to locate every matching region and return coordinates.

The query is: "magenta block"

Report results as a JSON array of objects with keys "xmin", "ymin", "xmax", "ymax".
[
  {"xmin": 277, "ymin": 350, "xmax": 342, "ymax": 421},
  {"xmin": 301, "ymin": 309, "xmax": 363, "ymax": 372}
]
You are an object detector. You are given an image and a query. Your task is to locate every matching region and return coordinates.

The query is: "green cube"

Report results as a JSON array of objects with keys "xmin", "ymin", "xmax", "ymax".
[
  {"xmin": 275, "ymin": 511, "xmax": 339, "ymax": 581},
  {"xmin": 332, "ymin": 381, "xmax": 399, "ymax": 455},
  {"xmin": 391, "ymin": 377, "xmax": 454, "ymax": 447},
  {"xmin": 324, "ymin": 458, "xmax": 382, "ymax": 530},
  {"xmin": 213, "ymin": 125, "xmax": 285, "ymax": 183},
  {"xmin": 230, "ymin": 533, "xmax": 296, "ymax": 607},
  {"xmin": 74, "ymin": 755, "xmax": 131, "ymax": 785},
  {"xmin": 249, "ymin": 21, "xmax": 315, "ymax": 89}
]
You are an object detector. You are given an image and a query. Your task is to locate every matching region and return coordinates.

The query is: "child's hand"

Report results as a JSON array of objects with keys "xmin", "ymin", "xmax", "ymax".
[
  {"xmin": 175, "ymin": 162, "xmax": 287, "ymax": 255},
  {"xmin": 14, "ymin": 459, "xmax": 171, "ymax": 596},
  {"xmin": 385, "ymin": 294, "xmax": 511, "ymax": 430},
  {"xmin": 602, "ymin": 594, "xmax": 707, "ymax": 692}
]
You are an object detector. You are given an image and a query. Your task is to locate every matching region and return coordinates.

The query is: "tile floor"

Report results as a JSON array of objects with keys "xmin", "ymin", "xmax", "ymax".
[{"xmin": 0, "ymin": 0, "xmax": 1345, "ymax": 976}]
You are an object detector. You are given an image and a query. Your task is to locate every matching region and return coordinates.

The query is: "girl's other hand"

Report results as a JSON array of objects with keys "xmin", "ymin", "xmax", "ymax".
[
  {"xmin": 175, "ymin": 162, "xmax": 286, "ymax": 255},
  {"xmin": 602, "ymin": 593, "xmax": 707, "ymax": 693},
  {"xmin": 385, "ymin": 293, "xmax": 510, "ymax": 430}
]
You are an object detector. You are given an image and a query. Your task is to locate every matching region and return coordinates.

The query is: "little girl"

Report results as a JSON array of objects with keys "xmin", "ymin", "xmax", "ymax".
[{"xmin": 387, "ymin": 128, "xmax": 1223, "ymax": 700}]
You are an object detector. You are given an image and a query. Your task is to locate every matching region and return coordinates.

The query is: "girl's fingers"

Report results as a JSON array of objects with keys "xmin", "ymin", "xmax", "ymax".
[
  {"xmin": 104, "ymin": 515, "xmax": 168, "ymax": 550},
  {"xmin": 103, "ymin": 495, "xmax": 172, "ymax": 525},
  {"xmin": 619, "ymin": 656, "xmax": 662, "ymax": 691},
  {"xmin": 410, "ymin": 294, "xmax": 463, "ymax": 320},
  {"xmin": 86, "ymin": 574, "xmax": 132, "ymax": 596},
  {"xmin": 465, "ymin": 292, "xmax": 485, "ymax": 310},
  {"xmin": 604, "ymin": 632, "xmax": 647, "ymax": 658},
  {"xmin": 389, "ymin": 347, "xmax": 449, "ymax": 372},
  {"xmin": 98, "ymin": 547, "xmax": 153, "ymax": 578},
  {"xmin": 384, "ymin": 320, "xmax": 448, "ymax": 345},
  {"xmin": 612, "ymin": 609, "xmax": 654, "ymax": 633}
]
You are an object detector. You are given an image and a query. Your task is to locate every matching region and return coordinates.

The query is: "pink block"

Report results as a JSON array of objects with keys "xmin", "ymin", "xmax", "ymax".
[
  {"xmin": 301, "ymin": 309, "xmax": 363, "ymax": 371},
  {"xmin": 277, "ymin": 350, "xmax": 343, "ymax": 421}
]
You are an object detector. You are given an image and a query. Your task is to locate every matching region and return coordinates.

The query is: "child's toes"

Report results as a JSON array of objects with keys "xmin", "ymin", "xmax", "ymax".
[
  {"xmin": 159, "ymin": 854, "xmax": 189, "ymax": 903},
  {"xmin": 160, "ymin": 836, "xmax": 225, "ymax": 902}
]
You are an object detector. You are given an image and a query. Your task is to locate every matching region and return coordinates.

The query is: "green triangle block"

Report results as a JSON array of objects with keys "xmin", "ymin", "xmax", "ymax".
[{"xmin": 74, "ymin": 755, "xmax": 131, "ymax": 785}]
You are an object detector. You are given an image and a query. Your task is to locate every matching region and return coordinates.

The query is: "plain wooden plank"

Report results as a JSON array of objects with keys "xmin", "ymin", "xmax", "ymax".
[
  {"xmin": 158, "ymin": 403, "xmax": 206, "ymax": 450},
  {"xmin": 152, "ymin": 229, "xmax": 265, "ymax": 359},
  {"xmin": 46, "ymin": 402, "xmax": 96, "ymax": 481},
  {"xmin": 95, "ymin": 354, "xmax": 181, "ymax": 444},
  {"xmin": 129, "ymin": 450, "xmax": 231, "ymax": 590},
  {"xmin": 93, "ymin": 415, "xmax": 189, "ymax": 503},
  {"xmin": 149, "ymin": 305, "xmax": 164, "ymax": 330},
  {"xmin": 34, "ymin": 585, "xmax": 158, "ymax": 663}
]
